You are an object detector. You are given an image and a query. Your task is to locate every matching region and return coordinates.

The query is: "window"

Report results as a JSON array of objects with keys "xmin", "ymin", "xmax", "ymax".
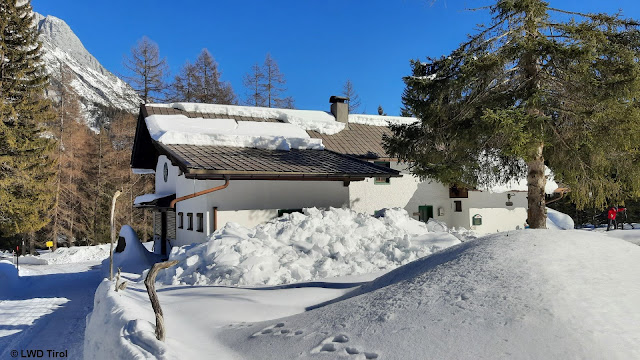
[
  {"xmin": 278, "ymin": 209, "xmax": 303, "ymax": 217},
  {"xmin": 374, "ymin": 161, "xmax": 391, "ymax": 184},
  {"xmin": 163, "ymin": 163, "xmax": 169, "ymax": 183},
  {"xmin": 187, "ymin": 213, "xmax": 193, "ymax": 230},
  {"xmin": 449, "ymin": 186, "xmax": 469, "ymax": 198},
  {"xmin": 177, "ymin": 212, "xmax": 183, "ymax": 229},
  {"xmin": 454, "ymin": 201, "xmax": 462, "ymax": 212},
  {"xmin": 196, "ymin": 213, "xmax": 204, "ymax": 232}
]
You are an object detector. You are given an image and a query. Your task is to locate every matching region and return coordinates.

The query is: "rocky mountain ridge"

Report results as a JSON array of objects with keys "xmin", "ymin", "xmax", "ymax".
[{"xmin": 33, "ymin": 12, "xmax": 140, "ymax": 130}]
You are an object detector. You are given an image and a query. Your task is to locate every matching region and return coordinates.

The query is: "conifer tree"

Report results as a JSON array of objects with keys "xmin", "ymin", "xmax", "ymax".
[
  {"xmin": 242, "ymin": 54, "xmax": 294, "ymax": 109},
  {"xmin": 192, "ymin": 49, "xmax": 236, "ymax": 104},
  {"xmin": 172, "ymin": 49, "xmax": 236, "ymax": 104},
  {"xmin": 385, "ymin": 0, "xmax": 640, "ymax": 228},
  {"xmin": 0, "ymin": 0, "xmax": 57, "ymax": 250},
  {"xmin": 262, "ymin": 53, "xmax": 294, "ymax": 109},
  {"xmin": 171, "ymin": 60, "xmax": 198, "ymax": 102},
  {"xmin": 243, "ymin": 63, "xmax": 266, "ymax": 107},
  {"xmin": 342, "ymin": 79, "xmax": 362, "ymax": 113},
  {"xmin": 123, "ymin": 36, "xmax": 168, "ymax": 104}
]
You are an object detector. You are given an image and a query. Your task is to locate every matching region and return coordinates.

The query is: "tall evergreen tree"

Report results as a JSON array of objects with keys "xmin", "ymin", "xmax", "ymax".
[
  {"xmin": 0, "ymin": 0, "xmax": 57, "ymax": 251},
  {"xmin": 122, "ymin": 36, "xmax": 168, "ymax": 104},
  {"xmin": 385, "ymin": 0, "xmax": 640, "ymax": 228}
]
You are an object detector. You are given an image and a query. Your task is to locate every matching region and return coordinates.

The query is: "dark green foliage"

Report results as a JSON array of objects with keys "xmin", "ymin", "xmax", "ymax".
[
  {"xmin": 386, "ymin": 0, "xmax": 640, "ymax": 212},
  {"xmin": 0, "ymin": 0, "xmax": 57, "ymax": 238}
]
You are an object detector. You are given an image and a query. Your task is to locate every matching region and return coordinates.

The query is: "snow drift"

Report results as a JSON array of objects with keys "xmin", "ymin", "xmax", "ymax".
[
  {"xmin": 0, "ymin": 260, "xmax": 19, "ymax": 289},
  {"xmin": 547, "ymin": 207, "xmax": 575, "ymax": 230},
  {"xmin": 158, "ymin": 208, "xmax": 465, "ymax": 286},
  {"xmin": 220, "ymin": 230, "xmax": 640, "ymax": 359},
  {"xmin": 84, "ymin": 280, "xmax": 178, "ymax": 360},
  {"xmin": 39, "ymin": 244, "xmax": 111, "ymax": 264},
  {"xmin": 102, "ymin": 225, "xmax": 161, "ymax": 277}
]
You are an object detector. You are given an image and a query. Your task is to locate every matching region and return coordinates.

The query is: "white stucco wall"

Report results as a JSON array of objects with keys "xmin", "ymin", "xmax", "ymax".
[
  {"xmin": 155, "ymin": 155, "xmax": 180, "ymax": 195},
  {"xmin": 465, "ymin": 190, "xmax": 529, "ymax": 234},
  {"xmin": 348, "ymin": 161, "xmax": 530, "ymax": 233},
  {"xmin": 349, "ymin": 162, "xmax": 452, "ymax": 222},
  {"xmin": 172, "ymin": 177, "xmax": 349, "ymax": 246}
]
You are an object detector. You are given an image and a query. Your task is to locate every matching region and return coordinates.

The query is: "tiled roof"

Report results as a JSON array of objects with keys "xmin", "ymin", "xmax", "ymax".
[
  {"xmin": 143, "ymin": 104, "xmax": 280, "ymax": 122},
  {"xmin": 158, "ymin": 144, "xmax": 400, "ymax": 180},
  {"xmin": 306, "ymin": 123, "xmax": 392, "ymax": 159}
]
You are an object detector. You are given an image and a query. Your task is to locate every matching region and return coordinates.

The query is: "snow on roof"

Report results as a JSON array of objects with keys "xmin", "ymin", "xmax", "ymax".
[
  {"xmin": 145, "ymin": 114, "xmax": 324, "ymax": 151},
  {"xmin": 348, "ymin": 114, "xmax": 418, "ymax": 127},
  {"xmin": 133, "ymin": 192, "xmax": 175, "ymax": 206},
  {"xmin": 131, "ymin": 168, "xmax": 155, "ymax": 175},
  {"xmin": 479, "ymin": 167, "xmax": 558, "ymax": 194},
  {"xmin": 171, "ymin": 103, "xmax": 345, "ymax": 135}
]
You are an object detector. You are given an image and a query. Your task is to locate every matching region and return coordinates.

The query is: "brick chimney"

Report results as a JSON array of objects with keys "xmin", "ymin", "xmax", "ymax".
[{"xmin": 330, "ymin": 95, "xmax": 349, "ymax": 129}]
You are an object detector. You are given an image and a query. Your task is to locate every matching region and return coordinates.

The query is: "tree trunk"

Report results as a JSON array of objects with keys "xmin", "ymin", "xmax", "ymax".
[
  {"xmin": 144, "ymin": 260, "xmax": 179, "ymax": 342},
  {"xmin": 109, "ymin": 190, "xmax": 122, "ymax": 281},
  {"xmin": 527, "ymin": 143, "xmax": 547, "ymax": 228},
  {"xmin": 28, "ymin": 232, "xmax": 36, "ymax": 255}
]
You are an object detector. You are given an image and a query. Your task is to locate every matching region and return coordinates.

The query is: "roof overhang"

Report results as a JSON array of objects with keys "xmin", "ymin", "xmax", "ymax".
[{"xmin": 134, "ymin": 193, "xmax": 177, "ymax": 210}]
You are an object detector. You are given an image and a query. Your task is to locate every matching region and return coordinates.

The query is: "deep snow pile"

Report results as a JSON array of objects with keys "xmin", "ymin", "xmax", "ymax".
[
  {"xmin": 220, "ymin": 230, "xmax": 640, "ymax": 359},
  {"xmin": 0, "ymin": 260, "xmax": 19, "ymax": 289},
  {"xmin": 39, "ymin": 244, "xmax": 111, "ymax": 264},
  {"xmin": 84, "ymin": 279, "xmax": 178, "ymax": 360},
  {"xmin": 547, "ymin": 207, "xmax": 575, "ymax": 230},
  {"xmin": 158, "ymin": 208, "xmax": 463, "ymax": 286},
  {"xmin": 102, "ymin": 225, "xmax": 161, "ymax": 276}
]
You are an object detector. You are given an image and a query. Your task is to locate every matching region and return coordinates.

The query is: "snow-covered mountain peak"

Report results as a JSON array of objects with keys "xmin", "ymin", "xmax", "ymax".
[{"xmin": 33, "ymin": 12, "xmax": 140, "ymax": 130}]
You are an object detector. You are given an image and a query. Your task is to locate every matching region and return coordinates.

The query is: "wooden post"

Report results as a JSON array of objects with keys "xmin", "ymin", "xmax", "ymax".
[
  {"xmin": 213, "ymin": 207, "xmax": 218, "ymax": 232},
  {"xmin": 144, "ymin": 260, "xmax": 178, "ymax": 342},
  {"xmin": 109, "ymin": 190, "xmax": 122, "ymax": 281}
]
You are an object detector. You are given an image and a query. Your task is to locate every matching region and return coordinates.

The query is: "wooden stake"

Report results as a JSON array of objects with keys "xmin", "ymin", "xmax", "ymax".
[
  {"xmin": 109, "ymin": 190, "xmax": 122, "ymax": 281},
  {"xmin": 144, "ymin": 260, "xmax": 178, "ymax": 342}
]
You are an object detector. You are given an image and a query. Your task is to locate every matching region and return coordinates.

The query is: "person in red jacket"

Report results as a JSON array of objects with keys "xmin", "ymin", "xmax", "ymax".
[{"xmin": 607, "ymin": 206, "xmax": 626, "ymax": 231}]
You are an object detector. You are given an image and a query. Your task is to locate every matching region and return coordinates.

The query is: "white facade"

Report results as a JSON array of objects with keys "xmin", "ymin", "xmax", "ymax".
[
  {"xmin": 152, "ymin": 156, "xmax": 531, "ymax": 247},
  {"xmin": 155, "ymin": 156, "xmax": 349, "ymax": 247},
  {"xmin": 348, "ymin": 161, "xmax": 529, "ymax": 234}
]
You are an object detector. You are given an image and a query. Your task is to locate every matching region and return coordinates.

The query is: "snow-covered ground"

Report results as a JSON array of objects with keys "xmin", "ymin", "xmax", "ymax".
[
  {"xmin": 0, "ymin": 259, "xmax": 103, "ymax": 359},
  {"xmin": 83, "ymin": 212, "xmax": 640, "ymax": 360}
]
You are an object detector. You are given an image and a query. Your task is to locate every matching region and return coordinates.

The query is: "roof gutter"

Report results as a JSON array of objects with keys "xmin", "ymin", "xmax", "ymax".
[{"xmin": 170, "ymin": 176, "xmax": 230, "ymax": 209}]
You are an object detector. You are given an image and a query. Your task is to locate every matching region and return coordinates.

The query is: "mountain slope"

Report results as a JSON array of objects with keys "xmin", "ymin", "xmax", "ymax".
[{"xmin": 33, "ymin": 12, "xmax": 140, "ymax": 130}]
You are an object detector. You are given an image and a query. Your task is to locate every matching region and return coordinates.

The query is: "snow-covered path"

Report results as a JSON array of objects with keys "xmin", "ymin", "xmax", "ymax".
[{"xmin": 0, "ymin": 262, "xmax": 103, "ymax": 359}]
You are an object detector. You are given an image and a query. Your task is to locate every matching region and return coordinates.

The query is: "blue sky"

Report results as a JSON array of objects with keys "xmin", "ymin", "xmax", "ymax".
[{"xmin": 31, "ymin": 0, "xmax": 640, "ymax": 115}]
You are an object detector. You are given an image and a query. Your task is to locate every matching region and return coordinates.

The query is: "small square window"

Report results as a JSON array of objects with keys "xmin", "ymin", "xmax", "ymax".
[
  {"xmin": 187, "ymin": 213, "xmax": 193, "ymax": 230},
  {"xmin": 196, "ymin": 213, "xmax": 204, "ymax": 232},
  {"xmin": 177, "ymin": 212, "xmax": 183, "ymax": 229},
  {"xmin": 454, "ymin": 201, "xmax": 462, "ymax": 212},
  {"xmin": 374, "ymin": 161, "xmax": 391, "ymax": 184}
]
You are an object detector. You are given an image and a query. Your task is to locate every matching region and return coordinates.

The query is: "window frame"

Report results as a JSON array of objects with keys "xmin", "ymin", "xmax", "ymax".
[
  {"xmin": 454, "ymin": 200, "xmax": 462, "ymax": 212},
  {"xmin": 187, "ymin": 213, "xmax": 193, "ymax": 231},
  {"xmin": 196, "ymin": 213, "xmax": 204, "ymax": 233},
  {"xmin": 177, "ymin": 212, "xmax": 183, "ymax": 229},
  {"xmin": 373, "ymin": 161, "xmax": 391, "ymax": 185}
]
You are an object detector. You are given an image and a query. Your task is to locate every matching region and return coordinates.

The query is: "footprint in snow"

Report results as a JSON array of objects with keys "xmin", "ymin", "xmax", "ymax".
[
  {"xmin": 250, "ymin": 322, "xmax": 304, "ymax": 338},
  {"xmin": 311, "ymin": 334, "xmax": 379, "ymax": 359}
]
